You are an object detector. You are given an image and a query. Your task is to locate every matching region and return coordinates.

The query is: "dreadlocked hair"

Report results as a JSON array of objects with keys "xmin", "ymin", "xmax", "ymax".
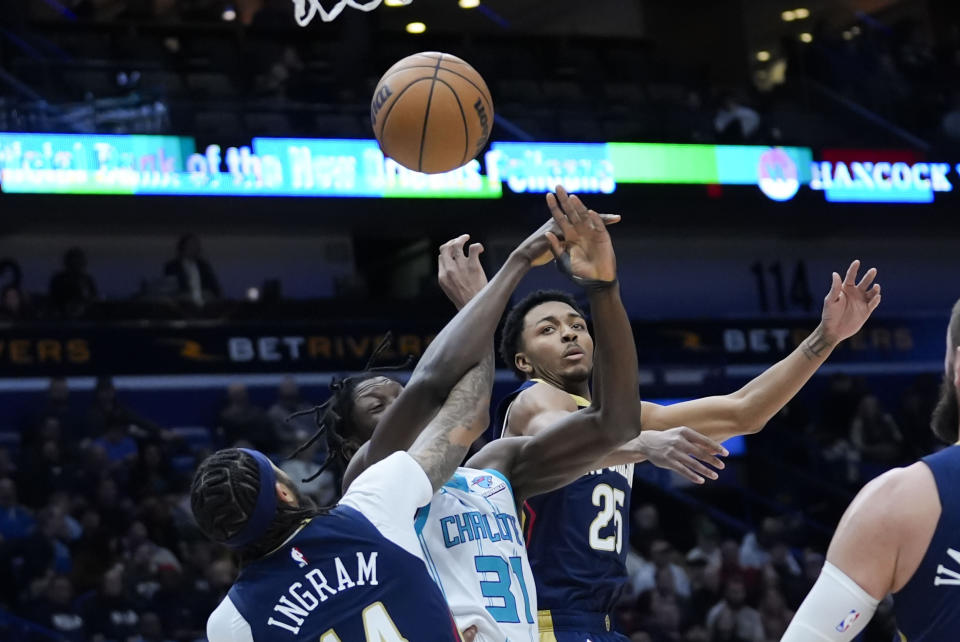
[
  {"xmin": 190, "ymin": 448, "xmax": 323, "ymax": 564},
  {"xmin": 286, "ymin": 332, "xmax": 413, "ymax": 482}
]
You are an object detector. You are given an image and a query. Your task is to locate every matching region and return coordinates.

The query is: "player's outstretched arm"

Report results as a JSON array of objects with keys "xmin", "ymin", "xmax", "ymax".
[
  {"xmin": 782, "ymin": 462, "xmax": 933, "ymax": 641},
  {"xmin": 635, "ymin": 260, "xmax": 882, "ymax": 443},
  {"xmin": 468, "ymin": 188, "xmax": 642, "ymax": 502},
  {"xmin": 342, "ymin": 221, "xmax": 562, "ymax": 491},
  {"xmin": 408, "ymin": 354, "xmax": 493, "ymax": 492}
]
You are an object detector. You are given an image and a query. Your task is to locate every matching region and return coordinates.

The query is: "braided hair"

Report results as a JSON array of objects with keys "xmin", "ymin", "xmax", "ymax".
[
  {"xmin": 190, "ymin": 448, "xmax": 323, "ymax": 563},
  {"xmin": 286, "ymin": 333, "xmax": 412, "ymax": 482}
]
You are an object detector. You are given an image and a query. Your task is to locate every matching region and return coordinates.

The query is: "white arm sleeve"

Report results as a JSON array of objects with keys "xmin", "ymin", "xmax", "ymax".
[
  {"xmin": 339, "ymin": 451, "xmax": 433, "ymax": 559},
  {"xmin": 207, "ymin": 597, "xmax": 253, "ymax": 642},
  {"xmin": 781, "ymin": 561, "xmax": 880, "ymax": 642}
]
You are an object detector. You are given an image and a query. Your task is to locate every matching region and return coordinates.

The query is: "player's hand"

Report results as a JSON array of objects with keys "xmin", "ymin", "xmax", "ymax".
[
  {"xmin": 820, "ymin": 260, "xmax": 882, "ymax": 344},
  {"xmin": 544, "ymin": 185, "xmax": 617, "ymax": 283},
  {"xmin": 513, "ymin": 193, "xmax": 620, "ymax": 267},
  {"xmin": 438, "ymin": 234, "xmax": 487, "ymax": 310},
  {"xmin": 461, "ymin": 625, "xmax": 479, "ymax": 642},
  {"xmin": 640, "ymin": 427, "xmax": 728, "ymax": 484}
]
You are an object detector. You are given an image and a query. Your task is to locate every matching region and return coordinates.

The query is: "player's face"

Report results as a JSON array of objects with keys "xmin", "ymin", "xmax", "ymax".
[
  {"xmin": 931, "ymin": 328, "xmax": 960, "ymax": 444},
  {"xmin": 351, "ymin": 376, "xmax": 405, "ymax": 440},
  {"xmin": 517, "ymin": 301, "xmax": 594, "ymax": 383}
]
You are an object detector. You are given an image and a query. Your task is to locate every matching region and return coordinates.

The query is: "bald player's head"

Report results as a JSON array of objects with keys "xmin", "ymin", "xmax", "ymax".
[{"xmin": 931, "ymin": 299, "xmax": 960, "ymax": 444}]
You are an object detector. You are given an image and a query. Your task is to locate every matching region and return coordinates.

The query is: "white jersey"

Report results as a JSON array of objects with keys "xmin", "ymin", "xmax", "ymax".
[{"xmin": 416, "ymin": 467, "xmax": 537, "ymax": 642}]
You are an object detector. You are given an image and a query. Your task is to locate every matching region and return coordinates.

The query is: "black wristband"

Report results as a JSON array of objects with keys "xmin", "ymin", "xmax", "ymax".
[{"xmin": 555, "ymin": 251, "xmax": 618, "ymax": 291}]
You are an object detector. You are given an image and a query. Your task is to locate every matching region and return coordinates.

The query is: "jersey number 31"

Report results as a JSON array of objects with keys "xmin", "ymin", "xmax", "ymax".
[{"xmin": 589, "ymin": 484, "xmax": 624, "ymax": 554}]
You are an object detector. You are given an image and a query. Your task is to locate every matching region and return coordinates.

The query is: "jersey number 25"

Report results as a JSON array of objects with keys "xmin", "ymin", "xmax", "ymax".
[{"xmin": 589, "ymin": 484, "xmax": 624, "ymax": 554}]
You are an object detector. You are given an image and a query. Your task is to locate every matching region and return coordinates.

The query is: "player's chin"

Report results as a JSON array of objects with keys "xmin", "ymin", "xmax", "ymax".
[{"xmin": 559, "ymin": 363, "xmax": 592, "ymax": 383}]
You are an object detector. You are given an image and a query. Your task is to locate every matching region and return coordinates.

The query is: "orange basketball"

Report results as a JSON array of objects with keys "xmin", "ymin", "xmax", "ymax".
[{"xmin": 370, "ymin": 52, "xmax": 494, "ymax": 174}]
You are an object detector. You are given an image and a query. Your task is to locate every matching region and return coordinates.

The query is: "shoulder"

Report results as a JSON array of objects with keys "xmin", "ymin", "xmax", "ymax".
[
  {"xmin": 465, "ymin": 436, "xmax": 528, "ymax": 477},
  {"xmin": 507, "ymin": 383, "xmax": 579, "ymax": 428},
  {"xmin": 207, "ymin": 596, "xmax": 253, "ymax": 642},
  {"xmin": 835, "ymin": 463, "xmax": 937, "ymax": 550}
]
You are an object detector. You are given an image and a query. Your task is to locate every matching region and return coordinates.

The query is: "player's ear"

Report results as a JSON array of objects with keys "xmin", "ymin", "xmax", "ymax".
[
  {"xmin": 276, "ymin": 481, "xmax": 299, "ymax": 507},
  {"xmin": 514, "ymin": 353, "xmax": 534, "ymax": 375}
]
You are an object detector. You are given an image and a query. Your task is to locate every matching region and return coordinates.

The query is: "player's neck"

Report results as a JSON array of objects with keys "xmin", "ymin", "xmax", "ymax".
[{"xmin": 533, "ymin": 373, "xmax": 591, "ymax": 400}]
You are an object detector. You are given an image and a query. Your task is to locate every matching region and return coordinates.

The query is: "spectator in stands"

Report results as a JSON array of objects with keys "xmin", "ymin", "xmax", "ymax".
[
  {"xmin": 20, "ymin": 436, "xmax": 71, "ymax": 508},
  {"xmin": 85, "ymin": 565, "xmax": 142, "ymax": 641},
  {"xmin": 0, "ymin": 477, "xmax": 34, "ymax": 541},
  {"xmin": 217, "ymin": 382, "xmax": 273, "ymax": 450},
  {"xmin": 35, "ymin": 377, "xmax": 72, "ymax": 433},
  {"xmin": 757, "ymin": 588, "xmax": 793, "ymax": 641},
  {"xmin": 268, "ymin": 376, "xmax": 322, "ymax": 453},
  {"xmin": 632, "ymin": 503, "xmax": 665, "ymax": 552},
  {"xmin": 93, "ymin": 419, "xmax": 139, "ymax": 465},
  {"xmin": 24, "ymin": 575, "xmax": 87, "ymax": 642},
  {"xmin": 0, "ymin": 284, "xmax": 29, "ymax": 322},
  {"xmin": 49, "ymin": 247, "xmax": 98, "ymax": 319},
  {"xmin": 686, "ymin": 551, "xmax": 721, "ymax": 628},
  {"xmin": 740, "ymin": 518, "xmax": 798, "ymax": 575},
  {"xmin": 687, "ymin": 520, "xmax": 723, "ymax": 577},
  {"xmin": 714, "ymin": 93, "xmax": 760, "ymax": 142},
  {"xmin": 706, "ymin": 576, "xmax": 764, "ymax": 642},
  {"xmin": 849, "ymin": 394, "xmax": 904, "ymax": 464},
  {"xmin": 85, "ymin": 376, "xmax": 163, "ymax": 442},
  {"xmin": 70, "ymin": 507, "xmax": 112, "ymax": 594},
  {"xmin": 133, "ymin": 610, "xmax": 176, "ymax": 642},
  {"xmin": 131, "ymin": 442, "xmax": 174, "ymax": 499},
  {"xmin": 164, "ymin": 234, "xmax": 222, "ymax": 307}
]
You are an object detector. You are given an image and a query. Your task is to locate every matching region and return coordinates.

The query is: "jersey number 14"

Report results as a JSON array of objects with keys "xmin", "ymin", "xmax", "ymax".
[
  {"xmin": 589, "ymin": 484, "xmax": 625, "ymax": 554},
  {"xmin": 320, "ymin": 602, "xmax": 409, "ymax": 642}
]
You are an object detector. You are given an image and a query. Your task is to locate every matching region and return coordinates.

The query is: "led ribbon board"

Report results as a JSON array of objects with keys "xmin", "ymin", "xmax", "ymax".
[
  {"xmin": 0, "ymin": 133, "xmax": 500, "ymax": 198},
  {"xmin": 12, "ymin": 132, "xmax": 949, "ymax": 203}
]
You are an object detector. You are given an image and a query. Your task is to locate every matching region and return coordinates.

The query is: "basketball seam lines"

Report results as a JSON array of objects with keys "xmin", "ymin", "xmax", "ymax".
[
  {"xmin": 434, "ymin": 77, "xmax": 470, "ymax": 168},
  {"xmin": 417, "ymin": 55, "xmax": 444, "ymax": 172},
  {"xmin": 377, "ymin": 65, "xmax": 493, "ymax": 114},
  {"xmin": 377, "ymin": 77, "xmax": 432, "ymax": 145}
]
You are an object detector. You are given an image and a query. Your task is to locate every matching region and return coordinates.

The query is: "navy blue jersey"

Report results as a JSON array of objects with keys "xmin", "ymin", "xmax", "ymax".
[
  {"xmin": 498, "ymin": 381, "xmax": 634, "ymax": 619},
  {"xmin": 892, "ymin": 445, "xmax": 960, "ymax": 641},
  {"xmin": 206, "ymin": 452, "xmax": 462, "ymax": 642}
]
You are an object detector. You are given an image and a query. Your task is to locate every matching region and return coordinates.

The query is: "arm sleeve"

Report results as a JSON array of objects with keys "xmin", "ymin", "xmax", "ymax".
[
  {"xmin": 781, "ymin": 561, "xmax": 880, "ymax": 642},
  {"xmin": 339, "ymin": 451, "xmax": 433, "ymax": 558},
  {"xmin": 207, "ymin": 597, "xmax": 253, "ymax": 642}
]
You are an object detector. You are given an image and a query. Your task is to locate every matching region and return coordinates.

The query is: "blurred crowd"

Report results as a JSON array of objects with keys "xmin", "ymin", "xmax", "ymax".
[
  {"xmin": 4, "ymin": 2, "xmax": 960, "ymax": 149},
  {"xmin": 0, "ymin": 366, "xmax": 936, "ymax": 641},
  {"xmin": 0, "ymin": 235, "xmax": 223, "ymax": 323}
]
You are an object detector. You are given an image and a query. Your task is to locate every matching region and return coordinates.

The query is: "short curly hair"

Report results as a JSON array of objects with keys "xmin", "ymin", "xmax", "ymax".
[{"xmin": 498, "ymin": 289, "xmax": 587, "ymax": 378}]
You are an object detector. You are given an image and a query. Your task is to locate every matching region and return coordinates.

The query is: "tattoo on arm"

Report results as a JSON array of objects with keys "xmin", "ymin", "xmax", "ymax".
[
  {"xmin": 411, "ymin": 351, "xmax": 494, "ymax": 491},
  {"xmin": 802, "ymin": 327, "xmax": 832, "ymax": 360}
]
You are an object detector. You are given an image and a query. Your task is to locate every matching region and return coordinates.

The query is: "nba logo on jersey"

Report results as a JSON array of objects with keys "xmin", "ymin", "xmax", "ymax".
[
  {"xmin": 835, "ymin": 609, "xmax": 860, "ymax": 632},
  {"xmin": 290, "ymin": 546, "xmax": 308, "ymax": 568}
]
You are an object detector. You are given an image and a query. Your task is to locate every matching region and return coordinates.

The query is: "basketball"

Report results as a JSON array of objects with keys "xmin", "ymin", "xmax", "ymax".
[{"xmin": 371, "ymin": 52, "xmax": 494, "ymax": 174}]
